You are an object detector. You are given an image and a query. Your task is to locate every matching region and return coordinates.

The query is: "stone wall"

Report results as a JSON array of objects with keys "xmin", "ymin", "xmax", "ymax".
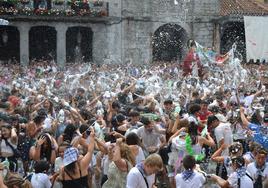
[
  {"xmin": 120, "ymin": 0, "xmax": 220, "ymax": 64},
  {"xmin": 3, "ymin": 0, "xmax": 221, "ymax": 65}
]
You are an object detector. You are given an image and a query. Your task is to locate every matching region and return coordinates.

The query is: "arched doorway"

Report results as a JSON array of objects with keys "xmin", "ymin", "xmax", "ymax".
[
  {"xmin": 0, "ymin": 26, "xmax": 20, "ymax": 62},
  {"xmin": 29, "ymin": 26, "xmax": 56, "ymax": 61},
  {"xmin": 220, "ymin": 22, "xmax": 246, "ymax": 61},
  {"xmin": 66, "ymin": 27, "xmax": 93, "ymax": 63},
  {"xmin": 152, "ymin": 23, "xmax": 188, "ymax": 62}
]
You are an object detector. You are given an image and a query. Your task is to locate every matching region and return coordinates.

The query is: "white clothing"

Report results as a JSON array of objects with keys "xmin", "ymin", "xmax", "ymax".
[
  {"xmin": 168, "ymin": 136, "xmax": 186, "ymax": 166},
  {"xmin": 243, "ymin": 152, "xmax": 255, "ymax": 164},
  {"xmin": 175, "ymin": 171, "xmax": 206, "ymax": 188},
  {"xmin": 0, "ymin": 138, "xmax": 17, "ymax": 155},
  {"xmin": 214, "ymin": 122, "xmax": 233, "ymax": 156},
  {"xmin": 228, "ymin": 171, "xmax": 253, "ymax": 188},
  {"xmin": 247, "ymin": 162, "xmax": 268, "ymax": 183},
  {"xmin": 31, "ymin": 173, "xmax": 52, "ymax": 188},
  {"xmin": 126, "ymin": 166, "xmax": 155, "ymax": 188},
  {"xmin": 102, "ymin": 155, "xmax": 110, "ymax": 175},
  {"xmin": 244, "ymin": 95, "xmax": 255, "ymax": 107},
  {"xmin": 135, "ymin": 146, "xmax": 145, "ymax": 164},
  {"xmin": 137, "ymin": 126, "xmax": 162, "ymax": 149},
  {"xmin": 233, "ymin": 122, "xmax": 247, "ymax": 140}
]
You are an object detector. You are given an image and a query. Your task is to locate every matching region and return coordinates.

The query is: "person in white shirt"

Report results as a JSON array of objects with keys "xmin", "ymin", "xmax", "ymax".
[
  {"xmin": 126, "ymin": 153, "xmax": 163, "ymax": 188},
  {"xmin": 175, "ymin": 155, "xmax": 206, "ymax": 188},
  {"xmin": 247, "ymin": 148, "xmax": 268, "ymax": 188},
  {"xmin": 31, "ymin": 160, "xmax": 52, "ymax": 188},
  {"xmin": 210, "ymin": 114, "xmax": 233, "ymax": 179},
  {"xmin": 211, "ymin": 156, "xmax": 253, "ymax": 188},
  {"xmin": 136, "ymin": 117, "xmax": 165, "ymax": 154},
  {"xmin": 213, "ymin": 114, "xmax": 233, "ymax": 156}
]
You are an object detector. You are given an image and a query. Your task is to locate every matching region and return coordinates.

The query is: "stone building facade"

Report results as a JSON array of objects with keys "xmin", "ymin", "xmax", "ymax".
[{"xmin": 0, "ymin": 0, "xmax": 267, "ymax": 66}]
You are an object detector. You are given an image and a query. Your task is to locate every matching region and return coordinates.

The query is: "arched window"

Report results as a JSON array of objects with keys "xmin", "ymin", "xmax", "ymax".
[
  {"xmin": 0, "ymin": 26, "xmax": 20, "ymax": 62},
  {"xmin": 152, "ymin": 23, "xmax": 188, "ymax": 62},
  {"xmin": 29, "ymin": 26, "xmax": 56, "ymax": 61},
  {"xmin": 66, "ymin": 26, "xmax": 93, "ymax": 63}
]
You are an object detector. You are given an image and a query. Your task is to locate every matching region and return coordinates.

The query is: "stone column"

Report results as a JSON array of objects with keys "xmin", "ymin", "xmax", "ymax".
[
  {"xmin": 18, "ymin": 25, "xmax": 30, "ymax": 66},
  {"xmin": 55, "ymin": 25, "xmax": 67, "ymax": 68},
  {"xmin": 213, "ymin": 23, "xmax": 221, "ymax": 53}
]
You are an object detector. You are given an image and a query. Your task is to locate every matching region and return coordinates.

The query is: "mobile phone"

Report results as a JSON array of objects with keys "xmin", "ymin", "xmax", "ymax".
[
  {"xmin": 206, "ymin": 174, "xmax": 212, "ymax": 178},
  {"xmin": 86, "ymin": 129, "xmax": 91, "ymax": 136}
]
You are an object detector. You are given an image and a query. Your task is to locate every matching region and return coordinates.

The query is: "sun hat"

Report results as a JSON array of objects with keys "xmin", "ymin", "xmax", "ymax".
[{"xmin": 63, "ymin": 147, "xmax": 79, "ymax": 167}]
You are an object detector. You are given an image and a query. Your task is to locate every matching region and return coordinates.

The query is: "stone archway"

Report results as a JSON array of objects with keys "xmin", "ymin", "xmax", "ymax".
[
  {"xmin": 29, "ymin": 26, "xmax": 56, "ymax": 61},
  {"xmin": 220, "ymin": 22, "xmax": 246, "ymax": 61},
  {"xmin": 66, "ymin": 26, "xmax": 93, "ymax": 63},
  {"xmin": 152, "ymin": 23, "xmax": 188, "ymax": 62},
  {"xmin": 0, "ymin": 26, "xmax": 20, "ymax": 62}
]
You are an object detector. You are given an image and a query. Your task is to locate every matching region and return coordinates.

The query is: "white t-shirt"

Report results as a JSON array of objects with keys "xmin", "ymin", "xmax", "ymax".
[
  {"xmin": 214, "ymin": 122, "xmax": 233, "ymax": 156},
  {"xmin": 243, "ymin": 152, "xmax": 255, "ymax": 164},
  {"xmin": 175, "ymin": 171, "xmax": 206, "ymax": 188},
  {"xmin": 247, "ymin": 162, "xmax": 268, "ymax": 183},
  {"xmin": 31, "ymin": 173, "xmax": 52, "ymax": 188},
  {"xmin": 126, "ymin": 167, "xmax": 155, "ymax": 188},
  {"xmin": 135, "ymin": 146, "xmax": 145, "ymax": 164},
  {"xmin": 227, "ymin": 171, "xmax": 253, "ymax": 188}
]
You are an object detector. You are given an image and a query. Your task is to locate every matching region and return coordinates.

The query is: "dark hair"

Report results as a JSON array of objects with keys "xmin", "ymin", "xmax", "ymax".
[
  {"xmin": 80, "ymin": 108, "xmax": 93, "ymax": 121},
  {"xmin": 188, "ymin": 104, "xmax": 201, "ymax": 114},
  {"xmin": 140, "ymin": 116, "xmax": 151, "ymax": 126},
  {"xmin": 112, "ymin": 101, "xmax": 120, "ymax": 109},
  {"xmin": 65, "ymin": 161, "xmax": 76, "ymax": 174},
  {"xmin": 44, "ymin": 99, "xmax": 54, "ymax": 116},
  {"xmin": 116, "ymin": 114, "xmax": 126, "ymax": 123},
  {"xmin": 33, "ymin": 114, "xmax": 46, "ymax": 125},
  {"xmin": 231, "ymin": 156, "xmax": 245, "ymax": 168},
  {"xmin": 37, "ymin": 108, "xmax": 48, "ymax": 117},
  {"xmin": 38, "ymin": 133, "xmax": 53, "ymax": 161},
  {"xmin": 1, "ymin": 124, "xmax": 12, "ymax": 129},
  {"xmin": 77, "ymin": 100, "xmax": 87, "ymax": 109},
  {"xmin": 188, "ymin": 122, "xmax": 198, "ymax": 145},
  {"xmin": 183, "ymin": 155, "xmax": 196, "ymax": 170},
  {"xmin": 34, "ymin": 160, "xmax": 50, "ymax": 173},
  {"xmin": 207, "ymin": 115, "xmax": 219, "ymax": 126},
  {"xmin": 77, "ymin": 88, "xmax": 85, "ymax": 93},
  {"xmin": 257, "ymin": 147, "xmax": 268, "ymax": 156},
  {"xmin": 129, "ymin": 111, "xmax": 140, "ymax": 117},
  {"xmin": 79, "ymin": 124, "xmax": 89, "ymax": 134},
  {"xmin": 120, "ymin": 83, "xmax": 129, "ymax": 90},
  {"xmin": 126, "ymin": 132, "xmax": 141, "ymax": 146},
  {"xmin": 164, "ymin": 100, "xmax": 173, "ymax": 105},
  {"xmin": 192, "ymin": 91, "xmax": 199, "ymax": 97},
  {"xmin": 63, "ymin": 124, "xmax": 77, "ymax": 143},
  {"xmin": 201, "ymin": 100, "xmax": 209, "ymax": 105},
  {"xmin": 251, "ymin": 112, "xmax": 262, "ymax": 125}
]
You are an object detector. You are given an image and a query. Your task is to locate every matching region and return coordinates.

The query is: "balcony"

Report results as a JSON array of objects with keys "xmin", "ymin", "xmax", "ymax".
[{"xmin": 0, "ymin": 0, "xmax": 109, "ymax": 18}]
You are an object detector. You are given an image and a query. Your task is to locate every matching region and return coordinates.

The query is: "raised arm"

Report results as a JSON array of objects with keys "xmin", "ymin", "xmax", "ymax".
[
  {"xmin": 211, "ymin": 144, "xmax": 227, "ymax": 163},
  {"xmin": 81, "ymin": 127, "xmax": 95, "ymax": 170},
  {"xmin": 211, "ymin": 174, "xmax": 230, "ymax": 188},
  {"xmin": 239, "ymin": 106, "xmax": 250, "ymax": 127}
]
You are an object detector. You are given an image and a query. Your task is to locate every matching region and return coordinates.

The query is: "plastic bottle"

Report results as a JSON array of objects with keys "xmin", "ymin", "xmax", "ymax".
[
  {"xmin": 17, "ymin": 160, "xmax": 25, "ymax": 177},
  {"xmin": 2, "ymin": 158, "xmax": 10, "ymax": 169}
]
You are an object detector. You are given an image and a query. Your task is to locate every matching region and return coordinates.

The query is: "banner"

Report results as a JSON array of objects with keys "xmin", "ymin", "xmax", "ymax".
[{"xmin": 244, "ymin": 16, "xmax": 268, "ymax": 62}]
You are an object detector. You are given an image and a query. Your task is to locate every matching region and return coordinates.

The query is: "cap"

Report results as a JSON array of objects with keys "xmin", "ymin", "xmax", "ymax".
[
  {"xmin": 63, "ymin": 147, "xmax": 79, "ymax": 167},
  {"xmin": 215, "ymin": 114, "xmax": 227, "ymax": 123}
]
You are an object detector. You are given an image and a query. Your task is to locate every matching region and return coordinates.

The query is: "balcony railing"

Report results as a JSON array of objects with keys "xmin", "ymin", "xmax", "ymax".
[{"xmin": 0, "ymin": 0, "xmax": 108, "ymax": 17}]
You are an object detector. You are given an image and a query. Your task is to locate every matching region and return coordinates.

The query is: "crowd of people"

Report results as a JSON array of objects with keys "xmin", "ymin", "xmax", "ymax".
[{"xmin": 1, "ymin": 44, "xmax": 268, "ymax": 188}]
